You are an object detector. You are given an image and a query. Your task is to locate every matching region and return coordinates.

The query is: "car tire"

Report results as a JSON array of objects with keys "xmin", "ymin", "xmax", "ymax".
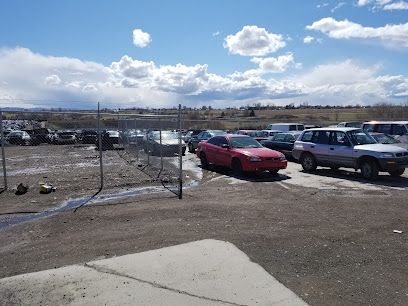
[
  {"xmin": 269, "ymin": 169, "xmax": 279, "ymax": 175},
  {"xmin": 200, "ymin": 152, "xmax": 209, "ymax": 169},
  {"xmin": 360, "ymin": 160, "xmax": 379, "ymax": 180},
  {"xmin": 389, "ymin": 168, "xmax": 405, "ymax": 177},
  {"xmin": 300, "ymin": 153, "xmax": 317, "ymax": 172},
  {"xmin": 231, "ymin": 158, "xmax": 243, "ymax": 176},
  {"xmin": 188, "ymin": 143, "xmax": 195, "ymax": 153}
]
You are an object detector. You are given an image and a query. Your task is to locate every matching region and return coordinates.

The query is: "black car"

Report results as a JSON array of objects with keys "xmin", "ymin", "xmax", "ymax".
[
  {"xmin": 6, "ymin": 130, "xmax": 37, "ymax": 146},
  {"xmin": 31, "ymin": 128, "xmax": 52, "ymax": 143},
  {"xmin": 96, "ymin": 130, "xmax": 120, "ymax": 150},
  {"xmin": 184, "ymin": 129, "xmax": 205, "ymax": 143},
  {"xmin": 187, "ymin": 130, "xmax": 226, "ymax": 153},
  {"xmin": 260, "ymin": 132, "xmax": 301, "ymax": 159},
  {"xmin": 79, "ymin": 129, "xmax": 98, "ymax": 144}
]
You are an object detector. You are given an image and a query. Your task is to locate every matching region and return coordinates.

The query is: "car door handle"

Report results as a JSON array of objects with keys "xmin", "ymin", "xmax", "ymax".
[
  {"xmin": 310, "ymin": 145, "xmax": 315, "ymax": 148},
  {"xmin": 330, "ymin": 148, "xmax": 334, "ymax": 150}
]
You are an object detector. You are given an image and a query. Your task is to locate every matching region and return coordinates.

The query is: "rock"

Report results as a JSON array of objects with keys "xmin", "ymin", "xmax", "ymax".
[{"xmin": 15, "ymin": 183, "xmax": 28, "ymax": 195}]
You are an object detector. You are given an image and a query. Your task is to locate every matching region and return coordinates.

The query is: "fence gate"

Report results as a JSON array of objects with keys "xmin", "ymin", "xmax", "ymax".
[{"xmin": 118, "ymin": 113, "xmax": 183, "ymax": 199}]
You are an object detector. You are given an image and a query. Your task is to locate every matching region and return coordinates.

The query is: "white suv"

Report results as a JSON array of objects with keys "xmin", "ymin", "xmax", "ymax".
[
  {"xmin": 292, "ymin": 127, "xmax": 408, "ymax": 179},
  {"xmin": 362, "ymin": 121, "xmax": 408, "ymax": 143}
]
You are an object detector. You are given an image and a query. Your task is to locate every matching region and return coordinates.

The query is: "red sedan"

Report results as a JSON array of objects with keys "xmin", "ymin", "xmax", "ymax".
[{"xmin": 196, "ymin": 134, "xmax": 287, "ymax": 175}]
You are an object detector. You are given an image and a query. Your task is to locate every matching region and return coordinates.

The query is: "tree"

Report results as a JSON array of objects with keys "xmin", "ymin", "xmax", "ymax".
[{"xmin": 249, "ymin": 109, "xmax": 255, "ymax": 117}]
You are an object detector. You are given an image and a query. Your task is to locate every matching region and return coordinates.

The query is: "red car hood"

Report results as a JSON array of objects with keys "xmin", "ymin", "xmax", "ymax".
[{"xmin": 232, "ymin": 147, "xmax": 282, "ymax": 157}]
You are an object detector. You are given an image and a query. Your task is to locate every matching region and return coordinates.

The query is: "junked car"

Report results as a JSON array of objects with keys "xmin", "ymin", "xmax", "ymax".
[
  {"xmin": 51, "ymin": 131, "xmax": 78, "ymax": 145},
  {"xmin": 234, "ymin": 130, "xmax": 268, "ymax": 142},
  {"xmin": 144, "ymin": 131, "xmax": 186, "ymax": 156},
  {"xmin": 196, "ymin": 134, "xmax": 287, "ymax": 176},
  {"xmin": 260, "ymin": 132, "xmax": 302, "ymax": 159},
  {"xmin": 6, "ymin": 130, "xmax": 35, "ymax": 146},
  {"xmin": 292, "ymin": 127, "xmax": 408, "ymax": 179}
]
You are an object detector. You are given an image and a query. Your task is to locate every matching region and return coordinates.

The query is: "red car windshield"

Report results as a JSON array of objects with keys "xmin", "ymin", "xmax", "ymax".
[{"xmin": 230, "ymin": 137, "xmax": 262, "ymax": 148}]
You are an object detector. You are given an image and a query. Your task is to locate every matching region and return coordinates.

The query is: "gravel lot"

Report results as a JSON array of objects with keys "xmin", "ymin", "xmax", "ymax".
[{"xmin": 1, "ymin": 145, "xmax": 408, "ymax": 305}]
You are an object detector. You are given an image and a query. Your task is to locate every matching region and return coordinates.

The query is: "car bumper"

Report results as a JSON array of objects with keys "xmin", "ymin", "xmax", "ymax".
[
  {"xmin": 242, "ymin": 160, "xmax": 287, "ymax": 172},
  {"xmin": 378, "ymin": 157, "xmax": 408, "ymax": 171}
]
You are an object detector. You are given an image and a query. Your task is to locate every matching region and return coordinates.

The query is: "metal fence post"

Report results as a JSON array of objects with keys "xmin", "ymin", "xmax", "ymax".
[
  {"xmin": 178, "ymin": 104, "xmax": 182, "ymax": 199},
  {"xmin": 159, "ymin": 119, "xmax": 163, "ymax": 174},
  {"xmin": 97, "ymin": 103, "xmax": 104, "ymax": 190},
  {"xmin": 0, "ymin": 110, "xmax": 7, "ymax": 190}
]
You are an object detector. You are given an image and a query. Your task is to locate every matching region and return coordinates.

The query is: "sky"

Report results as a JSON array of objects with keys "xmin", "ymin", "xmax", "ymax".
[{"xmin": 0, "ymin": 0, "xmax": 407, "ymax": 109}]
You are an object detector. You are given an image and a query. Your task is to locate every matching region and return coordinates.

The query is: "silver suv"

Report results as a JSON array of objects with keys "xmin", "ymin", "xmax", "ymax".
[{"xmin": 292, "ymin": 127, "xmax": 408, "ymax": 179}]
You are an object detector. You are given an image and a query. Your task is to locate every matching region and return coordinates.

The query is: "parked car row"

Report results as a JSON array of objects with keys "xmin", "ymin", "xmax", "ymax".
[
  {"xmin": 189, "ymin": 121, "xmax": 408, "ymax": 179},
  {"xmin": 1, "ymin": 128, "xmax": 121, "ymax": 147}
]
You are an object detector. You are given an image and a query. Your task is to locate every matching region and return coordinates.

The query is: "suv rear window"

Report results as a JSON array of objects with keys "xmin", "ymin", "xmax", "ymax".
[
  {"xmin": 301, "ymin": 131, "xmax": 313, "ymax": 142},
  {"xmin": 289, "ymin": 125, "xmax": 297, "ymax": 131}
]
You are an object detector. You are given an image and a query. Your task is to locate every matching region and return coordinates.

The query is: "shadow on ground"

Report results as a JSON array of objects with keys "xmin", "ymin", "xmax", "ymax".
[
  {"xmin": 304, "ymin": 168, "xmax": 408, "ymax": 188},
  {"xmin": 199, "ymin": 165, "xmax": 291, "ymax": 183}
]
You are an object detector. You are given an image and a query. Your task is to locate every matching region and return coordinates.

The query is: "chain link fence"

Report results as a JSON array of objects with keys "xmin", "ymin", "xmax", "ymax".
[
  {"xmin": 117, "ymin": 111, "xmax": 183, "ymax": 198},
  {"xmin": 0, "ymin": 104, "xmax": 184, "ymax": 211}
]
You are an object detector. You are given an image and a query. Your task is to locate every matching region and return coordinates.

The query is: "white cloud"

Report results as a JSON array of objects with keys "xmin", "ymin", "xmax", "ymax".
[
  {"xmin": 223, "ymin": 25, "xmax": 286, "ymax": 56},
  {"xmin": 357, "ymin": 0, "xmax": 372, "ymax": 6},
  {"xmin": 212, "ymin": 31, "xmax": 220, "ymax": 37},
  {"xmin": 307, "ymin": 17, "xmax": 408, "ymax": 49},
  {"xmin": 317, "ymin": 2, "xmax": 329, "ymax": 8},
  {"xmin": 44, "ymin": 74, "xmax": 61, "ymax": 86},
  {"xmin": 383, "ymin": 1, "xmax": 408, "ymax": 9},
  {"xmin": 331, "ymin": 2, "xmax": 346, "ymax": 12},
  {"xmin": 356, "ymin": 0, "xmax": 408, "ymax": 10},
  {"xmin": 250, "ymin": 53, "xmax": 297, "ymax": 73},
  {"xmin": 303, "ymin": 36, "xmax": 315, "ymax": 44},
  {"xmin": 0, "ymin": 47, "xmax": 407, "ymax": 108},
  {"xmin": 132, "ymin": 28, "xmax": 151, "ymax": 48}
]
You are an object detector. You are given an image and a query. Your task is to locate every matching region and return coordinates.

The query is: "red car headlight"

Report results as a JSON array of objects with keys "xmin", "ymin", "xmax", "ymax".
[{"xmin": 248, "ymin": 156, "xmax": 262, "ymax": 162}]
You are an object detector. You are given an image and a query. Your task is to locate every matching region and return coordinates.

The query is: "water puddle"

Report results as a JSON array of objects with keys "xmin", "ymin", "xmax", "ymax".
[{"xmin": 0, "ymin": 181, "xmax": 199, "ymax": 231}]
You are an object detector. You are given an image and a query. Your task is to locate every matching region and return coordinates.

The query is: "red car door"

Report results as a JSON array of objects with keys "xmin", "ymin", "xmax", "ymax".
[
  {"xmin": 204, "ymin": 137, "xmax": 221, "ymax": 164},
  {"xmin": 216, "ymin": 136, "xmax": 232, "ymax": 167}
]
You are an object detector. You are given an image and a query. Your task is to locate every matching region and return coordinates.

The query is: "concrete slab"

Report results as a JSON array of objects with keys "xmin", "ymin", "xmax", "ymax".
[{"xmin": 0, "ymin": 239, "xmax": 307, "ymax": 306}]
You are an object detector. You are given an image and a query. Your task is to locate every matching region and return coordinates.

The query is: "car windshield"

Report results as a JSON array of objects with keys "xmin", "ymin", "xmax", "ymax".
[
  {"xmin": 347, "ymin": 130, "xmax": 377, "ymax": 145},
  {"xmin": 247, "ymin": 131, "xmax": 265, "ymax": 137},
  {"xmin": 372, "ymin": 134, "xmax": 400, "ymax": 144},
  {"xmin": 230, "ymin": 137, "xmax": 262, "ymax": 148},
  {"xmin": 153, "ymin": 132, "xmax": 178, "ymax": 140},
  {"xmin": 210, "ymin": 130, "xmax": 226, "ymax": 136}
]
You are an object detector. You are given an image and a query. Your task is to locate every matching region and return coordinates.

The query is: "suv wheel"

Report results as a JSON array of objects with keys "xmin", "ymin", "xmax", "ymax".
[
  {"xmin": 300, "ymin": 153, "xmax": 317, "ymax": 172},
  {"xmin": 188, "ymin": 143, "xmax": 194, "ymax": 153},
  {"xmin": 389, "ymin": 168, "xmax": 405, "ymax": 177},
  {"xmin": 360, "ymin": 160, "xmax": 379, "ymax": 180}
]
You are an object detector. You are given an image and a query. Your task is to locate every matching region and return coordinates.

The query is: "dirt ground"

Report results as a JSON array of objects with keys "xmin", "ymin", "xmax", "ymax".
[{"xmin": 1, "ymin": 146, "xmax": 408, "ymax": 305}]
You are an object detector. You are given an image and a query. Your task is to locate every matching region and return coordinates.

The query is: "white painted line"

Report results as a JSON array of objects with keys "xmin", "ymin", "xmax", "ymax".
[{"xmin": 276, "ymin": 181, "xmax": 290, "ymax": 190}]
